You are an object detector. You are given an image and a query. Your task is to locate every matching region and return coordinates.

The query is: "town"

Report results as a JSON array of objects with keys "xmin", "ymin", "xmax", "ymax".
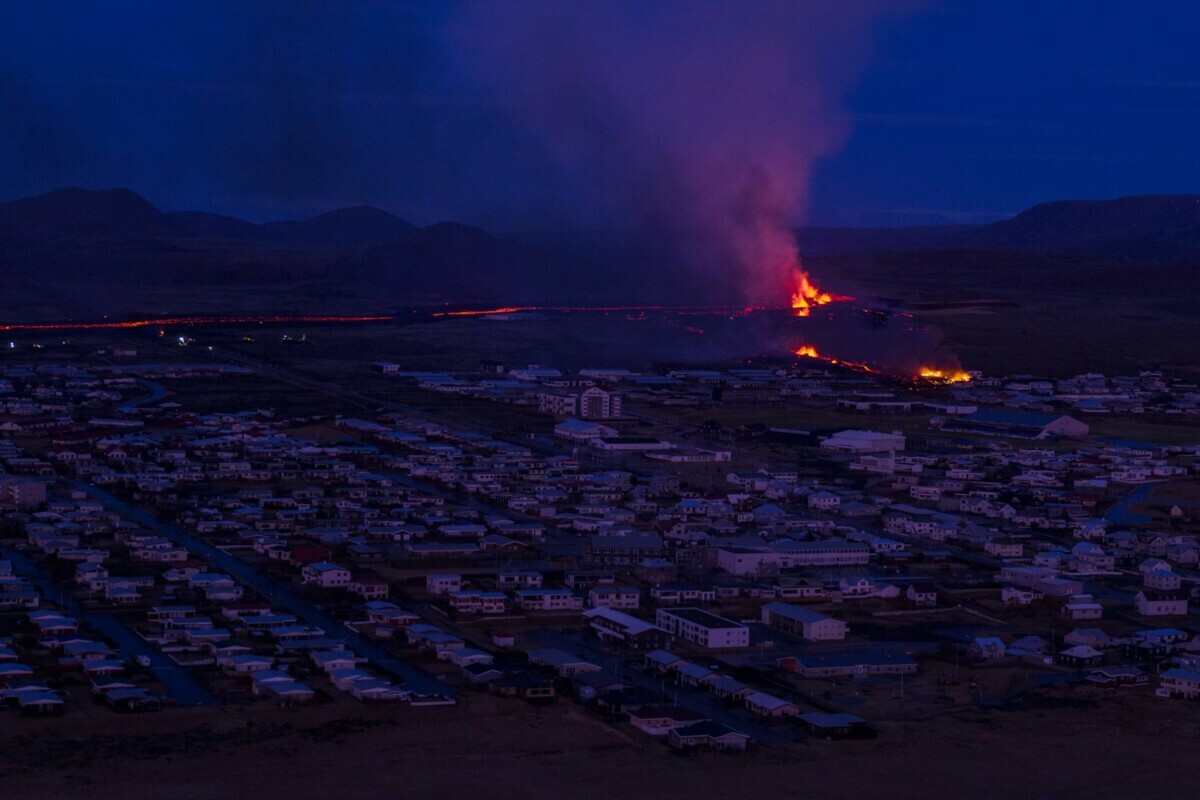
[{"xmin": 1, "ymin": 323, "xmax": 1199, "ymax": 762}]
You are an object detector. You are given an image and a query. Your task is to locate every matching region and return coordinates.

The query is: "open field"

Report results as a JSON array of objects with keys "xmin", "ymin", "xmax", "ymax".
[{"xmin": 1, "ymin": 694, "xmax": 1198, "ymax": 800}]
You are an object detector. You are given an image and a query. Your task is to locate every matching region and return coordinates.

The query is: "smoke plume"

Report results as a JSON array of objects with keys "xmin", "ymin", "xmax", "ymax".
[{"xmin": 451, "ymin": 1, "xmax": 909, "ymax": 305}]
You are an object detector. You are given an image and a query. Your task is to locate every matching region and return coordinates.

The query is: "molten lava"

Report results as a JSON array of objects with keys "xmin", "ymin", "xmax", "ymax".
[
  {"xmin": 789, "ymin": 268, "xmax": 854, "ymax": 317},
  {"xmin": 790, "ymin": 271, "xmax": 832, "ymax": 317},
  {"xmin": 792, "ymin": 344, "xmax": 879, "ymax": 375},
  {"xmin": 917, "ymin": 367, "xmax": 973, "ymax": 383}
]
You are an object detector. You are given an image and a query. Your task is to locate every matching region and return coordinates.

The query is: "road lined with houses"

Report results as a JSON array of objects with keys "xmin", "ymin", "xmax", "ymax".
[
  {"xmin": 66, "ymin": 480, "xmax": 448, "ymax": 697},
  {"xmin": 3, "ymin": 546, "xmax": 217, "ymax": 706}
]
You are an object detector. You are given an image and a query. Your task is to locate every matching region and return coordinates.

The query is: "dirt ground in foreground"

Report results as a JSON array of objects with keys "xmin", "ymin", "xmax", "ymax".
[{"xmin": 1, "ymin": 690, "xmax": 1198, "ymax": 800}]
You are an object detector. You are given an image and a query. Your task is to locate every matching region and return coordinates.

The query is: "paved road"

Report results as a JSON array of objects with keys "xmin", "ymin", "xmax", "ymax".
[
  {"xmin": 87, "ymin": 612, "xmax": 217, "ymax": 706},
  {"xmin": 118, "ymin": 379, "xmax": 167, "ymax": 412},
  {"xmin": 524, "ymin": 628, "xmax": 804, "ymax": 743},
  {"xmin": 67, "ymin": 480, "xmax": 449, "ymax": 697},
  {"xmin": 2, "ymin": 546, "xmax": 216, "ymax": 706}
]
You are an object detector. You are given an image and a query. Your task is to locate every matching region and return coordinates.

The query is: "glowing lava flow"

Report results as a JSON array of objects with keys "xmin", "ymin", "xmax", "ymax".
[
  {"xmin": 917, "ymin": 367, "xmax": 973, "ymax": 383},
  {"xmin": 431, "ymin": 304, "xmax": 774, "ymax": 318},
  {"xmin": 795, "ymin": 345, "xmax": 973, "ymax": 383},
  {"xmin": 792, "ymin": 344, "xmax": 879, "ymax": 375}
]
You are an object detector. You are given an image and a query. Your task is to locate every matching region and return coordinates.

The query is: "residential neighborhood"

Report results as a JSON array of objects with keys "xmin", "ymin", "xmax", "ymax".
[{"xmin": 0, "ymin": 338, "xmax": 1197, "ymax": 767}]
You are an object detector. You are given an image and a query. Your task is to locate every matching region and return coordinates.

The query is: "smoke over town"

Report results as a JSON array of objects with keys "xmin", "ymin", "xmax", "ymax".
[{"xmin": 452, "ymin": 1, "xmax": 908, "ymax": 305}]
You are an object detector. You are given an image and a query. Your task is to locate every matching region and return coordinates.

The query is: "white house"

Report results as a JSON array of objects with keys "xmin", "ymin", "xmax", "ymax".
[{"xmin": 301, "ymin": 562, "xmax": 350, "ymax": 588}]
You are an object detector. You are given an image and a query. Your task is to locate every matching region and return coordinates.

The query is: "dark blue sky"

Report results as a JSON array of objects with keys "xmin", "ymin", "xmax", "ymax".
[
  {"xmin": 1, "ymin": 1, "xmax": 1197, "ymax": 227},
  {"xmin": 818, "ymin": 1, "xmax": 1200, "ymax": 225}
]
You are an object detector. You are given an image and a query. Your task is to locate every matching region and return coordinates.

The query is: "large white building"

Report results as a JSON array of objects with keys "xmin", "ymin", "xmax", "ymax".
[
  {"xmin": 581, "ymin": 387, "xmax": 622, "ymax": 419},
  {"xmin": 553, "ymin": 418, "xmax": 618, "ymax": 442},
  {"xmin": 537, "ymin": 393, "xmax": 578, "ymax": 416},
  {"xmin": 820, "ymin": 430, "xmax": 906, "ymax": 454},
  {"xmin": 761, "ymin": 602, "xmax": 847, "ymax": 641},
  {"xmin": 655, "ymin": 608, "xmax": 749, "ymax": 649},
  {"xmin": 715, "ymin": 540, "xmax": 870, "ymax": 576}
]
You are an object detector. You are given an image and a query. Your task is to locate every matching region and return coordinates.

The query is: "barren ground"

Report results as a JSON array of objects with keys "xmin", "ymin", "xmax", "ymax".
[{"xmin": 2, "ymin": 691, "xmax": 1197, "ymax": 800}]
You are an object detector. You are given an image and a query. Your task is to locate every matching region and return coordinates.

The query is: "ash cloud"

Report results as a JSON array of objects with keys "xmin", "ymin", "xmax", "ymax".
[{"xmin": 450, "ymin": 1, "xmax": 911, "ymax": 304}]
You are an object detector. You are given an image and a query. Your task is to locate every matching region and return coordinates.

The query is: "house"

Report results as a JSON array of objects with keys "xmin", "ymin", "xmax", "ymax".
[
  {"xmin": 905, "ymin": 584, "xmax": 937, "ymax": 607},
  {"xmin": 312, "ymin": 651, "xmax": 363, "ymax": 673},
  {"xmin": 496, "ymin": 570, "xmax": 543, "ymax": 589},
  {"xmin": 1135, "ymin": 590, "xmax": 1188, "ymax": 617},
  {"xmin": 1008, "ymin": 635, "xmax": 1051, "ymax": 655},
  {"xmin": 1062, "ymin": 599, "xmax": 1104, "ymax": 621},
  {"xmin": 644, "ymin": 649, "xmax": 683, "ymax": 674},
  {"xmin": 300, "ymin": 562, "xmax": 350, "ymax": 588},
  {"xmin": 1086, "ymin": 666, "xmax": 1147, "ymax": 687},
  {"xmin": 1145, "ymin": 569, "xmax": 1182, "ymax": 591},
  {"xmin": 1158, "ymin": 667, "xmax": 1200, "ymax": 699},
  {"xmin": 348, "ymin": 576, "xmax": 390, "ymax": 601},
  {"xmin": 588, "ymin": 586, "xmax": 641, "ymax": 610},
  {"xmin": 626, "ymin": 704, "xmax": 710, "ymax": 734},
  {"xmin": 10, "ymin": 687, "xmax": 64, "ymax": 717},
  {"xmin": 527, "ymin": 648, "xmax": 601, "ymax": 677},
  {"xmin": 572, "ymin": 670, "xmax": 634, "ymax": 701},
  {"xmin": 968, "ymin": 637, "xmax": 1007, "ymax": 661},
  {"xmin": 104, "ymin": 687, "xmax": 163, "ymax": 713},
  {"xmin": 222, "ymin": 653, "xmax": 275, "ymax": 674},
  {"xmin": 777, "ymin": 651, "xmax": 917, "ymax": 678},
  {"xmin": 584, "ymin": 533, "xmax": 667, "ymax": 565},
  {"xmin": 439, "ymin": 648, "xmax": 494, "ymax": 668},
  {"xmin": 743, "ymin": 691, "xmax": 801, "ymax": 718},
  {"xmin": 463, "ymin": 663, "xmax": 505, "ymax": 684},
  {"xmin": 426, "ymin": 574, "xmax": 463, "ymax": 595},
  {"xmin": 514, "ymin": 588, "xmax": 584, "ymax": 613},
  {"xmin": 489, "ymin": 673, "xmax": 556, "ymax": 703},
  {"xmin": 1065, "ymin": 628, "xmax": 1112, "ymax": 650},
  {"xmin": 583, "ymin": 607, "xmax": 672, "ymax": 650},
  {"xmin": 1058, "ymin": 645, "xmax": 1104, "ymax": 667},
  {"xmin": 449, "ymin": 590, "xmax": 508, "ymax": 615},
  {"xmin": 667, "ymin": 721, "xmax": 751, "ymax": 751},
  {"xmin": 673, "ymin": 661, "xmax": 715, "ymax": 688},
  {"xmin": 798, "ymin": 712, "xmax": 874, "ymax": 739},
  {"xmin": 760, "ymin": 603, "xmax": 847, "ymax": 641},
  {"xmin": 1001, "ymin": 586, "xmax": 1044, "ymax": 605},
  {"xmin": 707, "ymin": 675, "xmax": 754, "ymax": 702}
]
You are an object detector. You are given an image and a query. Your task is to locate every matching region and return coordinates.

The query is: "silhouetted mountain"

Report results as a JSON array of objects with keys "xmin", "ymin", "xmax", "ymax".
[
  {"xmin": 259, "ymin": 206, "xmax": 416, "ymax": 247},
  {"xmin": 166, "ymin": 210, "xmax": 260, "ymax": 239},
  {"xmin": 0, "ymin": 188, "xmax": 415, "ymax": 248},
  {"xmin": 0, "ymin": 186, "xmax": 1194, "ymax": 321},
  {"xmin": 800, "ymin": 194, "xmax": 1200, "ymax": 263},
  {"xmin": 0, "ymin": 187, "xmax": 169, "ymax": 240},
  {"xmin": 968, "ymin": 195, "xmax": 1200, "ymax": 261}
]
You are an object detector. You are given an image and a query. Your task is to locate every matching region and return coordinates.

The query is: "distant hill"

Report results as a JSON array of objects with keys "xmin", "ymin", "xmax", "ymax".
[
  {"xmin": 800, "ymin": 194, "xmax": 1200, "ymax": 263},
  {"xmin": 259, "ymin": 206, "xmax": 416, "ymax": 248},
  {"xmin": 0, "ymin": 186, "xmax": 1195, "ymax": 320},
  {"xmin": 0, "ymin": 187, "xmax": 416, "ymax": 248},
  {"xmin": 968, "ymin": 195, "xmax": 1200, "ymax": 262},
  {"xmin": 0, "ymin": 187, "xmax": 170, "ymax": 240}
]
